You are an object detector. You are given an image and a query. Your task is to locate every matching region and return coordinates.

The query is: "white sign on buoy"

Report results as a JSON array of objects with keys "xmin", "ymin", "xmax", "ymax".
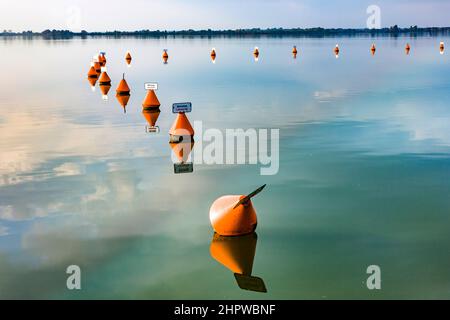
[
  {"xmin": 172, "ymin": 102, "xmax": 192, "ymax": 113},
  {"xmin": 144, "ymin": 83, "xmax": 158, "ymax": 90}
]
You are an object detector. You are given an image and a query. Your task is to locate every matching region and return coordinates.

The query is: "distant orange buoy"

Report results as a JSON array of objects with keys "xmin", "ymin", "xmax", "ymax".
[
  {"xmin": 125, "ymin": 51, "xmax": 132, "ymax": 64},
  {"xmin": 405, "ymin": 43, "xmax": 411, "ymax": 55},
  {"xmin": 334, "ymin": 44, "xmax": 340, "ymax": 58},
  {"xmin": 87, "ymin": 66, "xmax": 98, "ymax": 78},
  {"xmin": 210, "ymin": 232, "xmax": 267, "ymax": 292},
  {"xmin": 253, "ymin": 47, "xmax": 259, "ymax": 57},
  {"xmin": 116, "ymin": 73, "xmax": 130, "ymax": 95},
  {"xmin": 98, "ymin": 53, "xmax": 107, "ymax": 67},
  {"xmin": 98, "ymin": 69, "xmax": 111, "ymax": 85},
  {"xmin": 440, "ymin": 42, "xmax": 445, "ymax": 54},
  {"xmin": 169, "ymin": 112, "xmax": 195, "ymax": 143},
  {"xmin": 142, "ymin": 89, "xmax": 161, "ymax": 109},
  {"xmin": 162, "ymin": 49, "xmax": 169, "ymax": 63},
  {"xmin": 371, "ymin": 44, "xmax": 376, "ymax": 55},
  {"xmin": 209, "ymin": 184, "xmax": 266, "ymax": 237},
  {"xmin": 211, "ymin": 48, "xmax": 216, "ymax": 63},
  {"xmin": 292, "ymin": 46, "xmax": 298, "ymax": 55}
]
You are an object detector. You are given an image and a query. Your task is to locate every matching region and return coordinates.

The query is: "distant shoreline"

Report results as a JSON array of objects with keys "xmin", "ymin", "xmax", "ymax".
[{"xmin": 1, "ymin": 26, "xmax": 450, "ymax": 39}]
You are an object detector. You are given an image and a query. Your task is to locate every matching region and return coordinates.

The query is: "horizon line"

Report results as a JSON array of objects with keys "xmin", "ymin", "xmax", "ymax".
[{"xmin": 2, "ymin": 26, "xmax": 450, "ymax": 34}]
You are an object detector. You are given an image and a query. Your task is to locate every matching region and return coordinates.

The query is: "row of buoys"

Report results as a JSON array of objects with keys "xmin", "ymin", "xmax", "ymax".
[
  {"xmin": 93, "ymin": 42, "xmax": 444, "ymax": 72},
  {"xmin": 85, "ymin": 52, "xmax": 268, "ymax": 292}
]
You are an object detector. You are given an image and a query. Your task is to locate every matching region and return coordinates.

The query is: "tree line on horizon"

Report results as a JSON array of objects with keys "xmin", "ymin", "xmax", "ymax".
[{"xmin": 1, "ymin": 26, "xmax": 449, "ymax": 39}]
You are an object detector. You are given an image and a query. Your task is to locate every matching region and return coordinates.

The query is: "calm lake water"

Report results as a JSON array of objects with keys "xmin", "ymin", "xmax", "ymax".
[{"xmin": 0, "ymin": 36, "xmax": 449, "ymax": 299}]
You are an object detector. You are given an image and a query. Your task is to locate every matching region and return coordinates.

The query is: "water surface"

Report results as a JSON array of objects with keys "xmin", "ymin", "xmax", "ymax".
[{"xmin": 0, "ymin": 36, "xmax": 449, "ymax": 299}]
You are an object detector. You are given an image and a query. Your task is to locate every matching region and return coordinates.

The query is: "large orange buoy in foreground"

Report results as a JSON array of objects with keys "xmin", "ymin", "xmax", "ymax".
[
  {"xmin": 210, "ymin": 232, "xmax": 267, "ymax": 292},
  {"xmin": 209, "ymin": 184, "xmax": 266, "ymax": 237},
  {"xmin": 142, "ymin": 89, "xmax": 161, "ymax": 109}
]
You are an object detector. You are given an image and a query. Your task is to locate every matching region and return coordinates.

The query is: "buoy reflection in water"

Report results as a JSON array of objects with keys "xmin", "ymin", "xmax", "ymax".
[
  {"xmin": 210, "ymin": 232, "xmax": 267, "ymax": 293},
  {"xmin": 143, "ymin": 108, "xmax": 161, "ymax": 133}
]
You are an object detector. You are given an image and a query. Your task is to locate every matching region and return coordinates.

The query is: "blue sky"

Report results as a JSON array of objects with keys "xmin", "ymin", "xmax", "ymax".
[{"xmin": 0, "ymin": 0, "xmax": 449, "ymax": 31}]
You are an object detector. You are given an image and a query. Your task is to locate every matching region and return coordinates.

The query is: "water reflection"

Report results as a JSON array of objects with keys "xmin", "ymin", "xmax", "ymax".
[
  {"xmin": 87, "ymin": 76, "xmax": 97, "ymax": 91},
  {"xmin": 1, "ymin": 36, "xmax": 450, "ymax": 299},
  {"xmin": 169, "ymin": 140, "xmax": 194, "ymax": 174},
  {"xmin": 143, "ymin": 108, "xmax": 161, "ymax": 132},
  {"xmin": 210, "ymin": 232, "xmax": 267, "ymax": 293},
  {"xmin": 116, "ymin": 94, "xmax": 130, "ymax": 113},
  {"xmin": 99, "ymin": 83, "xmax": 111, "ymax": 100}
]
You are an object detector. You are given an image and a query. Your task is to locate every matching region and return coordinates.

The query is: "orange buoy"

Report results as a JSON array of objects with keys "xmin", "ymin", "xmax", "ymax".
[
  {"xmin": 162, "ymin": 49, "xmax": 169, "ymax": 63},
  {"xmin": 253, "ymin": 47, "xmax": 259, "ymax": 57},
  {"xmin": 169, "ymin": 112, "xmax": 195, "ymax": 143},
  {"xmin": 292, "ymin": 46, "xmax": 298, "ymax": 55},
  {"xmin": 87, "ymin": 65, "xmax": 98, "ymax": 78},
  {"xmin": 125, "ymin": 51, "xmax": 132, "ymax": 65},
  {"xmin": 116, "ymin": 94, "xmax": 130, "ymax": 113},
  {"xmin": 209, "ymin": 184, "xmax": 266, "ymax": 237},
  {"xmin": 93, "ymin": 61, "xmax": 101, "ymax": 74},
  {"xmin": 116, "ymin": 73, "xmax": 130, "ymax": 95},
  {"xmin": 210, "ymin": 232, "xmax": 267, "ymax": 292},
  {"xmin": 440, "ymin": 42, "xmax": 445, "ymax": 54},
  {"xmin": 142, "ymin": 89, "xmax": 161, "ymax": 109},
  {"xmin": 405, "ymin": 43, "xmax": 411, "ymax": 55},
  {"xmin": 98, "ymin": 69, "xmax": 111, "ymax": 85},
  {"xmin": 98, "ymin": 53, "xmax": 107, "ymax": 67},
  {"xmin": 211, "ymin": 48, "xmax": 216, "ymax": 63},
  {"xmin": 371, "ymin": 43, "xmax": 376, "ymax": 55},
  {"xmin": 334, "ymin": 44, "xmax": 340, "ymax": 58},
  {"xmin": 99, "ymin": 84, "xmax": 111, "ymax": 100}
]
